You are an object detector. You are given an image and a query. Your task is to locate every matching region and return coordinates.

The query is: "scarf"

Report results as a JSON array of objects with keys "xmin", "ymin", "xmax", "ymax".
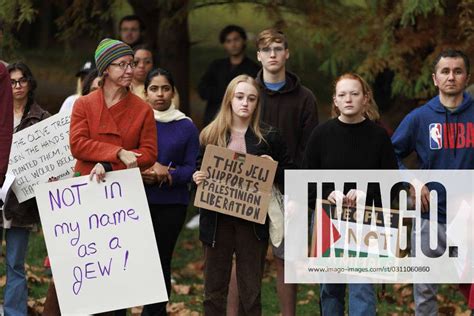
[{"xmin": 153, "ymin": 104, "xmax": 191, "ymax": 123}]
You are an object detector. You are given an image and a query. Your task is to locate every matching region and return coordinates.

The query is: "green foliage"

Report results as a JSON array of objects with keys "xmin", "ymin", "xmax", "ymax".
[
  {"xmin": 0, "ymin": 0, "xmax": 37, "ymax": 26},
  {"xmin": 304, "ymin": 0, "xmax": 474, "ymax": 100},
  {"xmin": 2, "ymin": 0, "xmax": 473, "ymax": 102},
  {"xmin": 56, "ymin": 0, "xmax": 116, "ymax": 43},
  {"xmin": 0, "ymin": 0, "xmax": 37, "ymax": 58},
  {"xmin": 400, "ymin": 0, "xmax": 444, "ymax": 26}
]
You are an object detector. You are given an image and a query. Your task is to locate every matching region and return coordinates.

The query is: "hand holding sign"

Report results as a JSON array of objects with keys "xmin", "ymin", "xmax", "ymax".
[
  {"xmin": 193, "ymin": 170, "xmax": 207, "ymax": 185},
  {"xmin": 35, "ymin": 168, "xmax": 167, "ymax": 314},
  {"xmin": 89, "ymin": 163, "xmax": 106, "ymax": 183},
  {"xmin": 260, "ymin": 154, "xmax": 274, "ymax": 161},
  {"xmin": 194, "ymin": 145, "xmax": 278, "ymax": 224}
]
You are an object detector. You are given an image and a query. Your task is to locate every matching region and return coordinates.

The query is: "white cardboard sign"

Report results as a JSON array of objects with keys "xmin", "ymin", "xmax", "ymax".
[
  {"xmin": 8, "ymin": 111, "xmax": 76, "ymax": 202},
  {"xmin": 34, "ymin": 168, "xmax": 167, "ymax": 314}
]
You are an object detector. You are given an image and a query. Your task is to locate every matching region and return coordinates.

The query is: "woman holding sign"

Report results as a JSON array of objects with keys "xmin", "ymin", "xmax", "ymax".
[
  {"xmin": 193, "ymin": 74, "xmax": 292, "ymax": 316},
  {"xmin": 69, "ymin": 39, "xmax": 157, "ymax": 316},
  {"xmin": 303, "ymin": 73, "xmax": 398, "ymax": 316},
  {"xmin": 140, "ymin": 68, "xmax": 199, "ymax": 315},
  {"xmin": 70, "ymin": 38, "xmax": 157, "ymax": 181},
  {"xmin": 3, "ymin": 62, "xmax": 51, "ymax": 316}
]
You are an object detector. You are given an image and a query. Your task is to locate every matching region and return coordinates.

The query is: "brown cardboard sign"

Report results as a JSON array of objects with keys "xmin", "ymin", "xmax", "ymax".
[{"xmin": 194, "ymin": 145, "xmax": 278, "ymax": 224}]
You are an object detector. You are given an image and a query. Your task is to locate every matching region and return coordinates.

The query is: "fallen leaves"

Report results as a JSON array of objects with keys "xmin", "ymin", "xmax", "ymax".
[
  {"xmin": 178, "ymin": 261, "xmax": 204, "ymax": 279},
  {"xmin": 297, "ymin": 289, "xmax": 316, "ymax": 306},
  {"xmin": 380, "ymin": 284, "xmax": 471, "ymax": 315},
  {"xmin": 167, "ymin": 302, "xmax": 200, "ymax": 316},
  {"xmin": 24, "ymin": 264, "xmax": 50, "ymax": 315},
  {"xmin": 173, "ymin": 284, "xmax": 192, "ymax": 295},
  {"xmin": 27, "ymin": 297, "xmax": 46, "ymax": 316}
]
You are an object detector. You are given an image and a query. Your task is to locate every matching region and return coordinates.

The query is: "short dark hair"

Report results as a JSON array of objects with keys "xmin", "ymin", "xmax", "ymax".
[
  {"xmin": 145, "ymin": 68, "xmax": 175, "ymax": 91},
  {"xmin": 133, "ymin": 44, "xmax": 153, "ymax": 55},
  {"xmin": 433, "ymin": 49, "xmax": 471, "ymax": 75},
  {"xmin": 7, "ymin": 62, "xmax": 37, "ymax": 106},
  {"xmin": 119, "ymin": 15, "xmax": 145, "ymax": 31},
  {"xmin": 81, "ymin": 69, "xmax": 99, "ymax": 96},
  {"xmin": 219, "ymin": 25, "xmax": 247, "ymax": 44}
]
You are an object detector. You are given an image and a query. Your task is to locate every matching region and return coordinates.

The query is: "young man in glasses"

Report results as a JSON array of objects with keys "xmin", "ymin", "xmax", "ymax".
[
  {"xmin": 257, "ymin": 28, "xmax": 319, "ymax": 316},
  {"xmin": 256, "ymin": 29, "xmax": 318, "ymax": 168},
  {"xmin": 198, "ymin": 25, "xmax": 260, "ymax": 126}
]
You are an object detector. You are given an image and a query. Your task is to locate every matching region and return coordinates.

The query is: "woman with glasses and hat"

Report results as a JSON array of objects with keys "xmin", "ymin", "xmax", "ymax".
[
  {"xmin": 69, "ymin": 39, "xmax": 157, "ymax": 315},
  {"xmin": 3, "ymin": 62, "xmax": 51, "ymax": 316},
  {"xmin": 70, "ymin": 38, "xmax": 157, "ymax": 181}
]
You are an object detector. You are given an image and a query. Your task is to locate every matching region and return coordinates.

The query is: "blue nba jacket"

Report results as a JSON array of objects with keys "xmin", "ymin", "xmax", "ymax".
[{"xmin": 391, "ymin": 92, "xmax": 474, "ymax": 223}]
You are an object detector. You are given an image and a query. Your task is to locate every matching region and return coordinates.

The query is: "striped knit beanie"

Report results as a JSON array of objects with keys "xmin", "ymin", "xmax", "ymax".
[{"xmin": 94, "ymin": 38, "xmax": 134, "ymax": 75}]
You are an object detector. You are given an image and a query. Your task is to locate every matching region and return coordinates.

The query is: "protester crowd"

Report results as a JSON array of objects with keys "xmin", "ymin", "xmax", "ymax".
[{"xmin": 0, "ymin": 13, "xmax": 473, "ymax": 316}]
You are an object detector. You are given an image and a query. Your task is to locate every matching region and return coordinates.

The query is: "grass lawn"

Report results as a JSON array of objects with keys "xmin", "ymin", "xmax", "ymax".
[{"xmin": 0, "ymin": 207, "xmax": 469, "ymax": 315}]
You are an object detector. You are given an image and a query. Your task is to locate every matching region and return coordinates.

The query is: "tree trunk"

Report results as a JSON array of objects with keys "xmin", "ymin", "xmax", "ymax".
[
  {"xmin": 128, "ymin": 0, "xmax": 190, "ymax": 115},
  {"xmin": 39, "ymin": 0, "xmax": 53, "ymax": 50},
  {"xmin": 158, "ymin": 1, "xmax": 190, "ymax": 115},
  {"xmin": 128, "ymin": 0, "xmax": 160, "ymax": 53}
]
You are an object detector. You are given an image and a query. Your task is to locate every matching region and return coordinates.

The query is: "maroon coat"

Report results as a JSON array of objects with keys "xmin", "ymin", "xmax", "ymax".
[{"xmin": 0, "ymin": 63, "xmax": 13, "ymax": 186}]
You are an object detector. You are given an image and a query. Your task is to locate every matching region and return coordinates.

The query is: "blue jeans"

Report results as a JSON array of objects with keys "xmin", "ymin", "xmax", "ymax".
[
  {"xmin": 3, "ymin": 227, "xmax": 30, "ymax": 316},
  {"xmin": 320, "ymin": 283, "xmax": 376, "ymax": 316},
  {"xmin": 411, "ymin": 218, "xmax": 449, "ymax": 316}
]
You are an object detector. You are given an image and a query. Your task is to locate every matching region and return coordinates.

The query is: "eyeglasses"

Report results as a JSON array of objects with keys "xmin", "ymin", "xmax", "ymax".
[
  {"xmin": 11, "ymin": 77, "xmax": 28, "ymax": 87},
  {"xmin": 258, "ymin": 46, "xmax": 285, "ymax": 55},
  {"xmin": 109, "ymin": 61, "xmax": 138, "ymax": 70}
]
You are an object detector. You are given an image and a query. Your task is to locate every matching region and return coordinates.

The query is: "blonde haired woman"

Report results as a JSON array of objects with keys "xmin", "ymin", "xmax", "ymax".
[{"xmin": 193, "ymin": 75, "xmax": 292, "ymax": 315}]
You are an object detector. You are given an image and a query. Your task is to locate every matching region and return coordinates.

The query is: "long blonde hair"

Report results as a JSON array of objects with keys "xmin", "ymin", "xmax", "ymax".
[
  {"xmin": 200, "ymin": 75, "xmax": 266, "ymax": 147},
  {"xmin": 331, "ymin": 73, "xmax": 380, "ymax": 121}
]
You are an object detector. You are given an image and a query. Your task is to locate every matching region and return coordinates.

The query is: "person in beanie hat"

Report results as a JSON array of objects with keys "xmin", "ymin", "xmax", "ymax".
[
  {"xmin": 70, "ymin": 37, "xmax": 156, "ymax": 198},
  {"xmin": 69, "ymin": 39, "xmax": 157, "ymax": 315},
  {"xmin": 94, "ymin": 38, "xmax": 134, "ymax": 75}
]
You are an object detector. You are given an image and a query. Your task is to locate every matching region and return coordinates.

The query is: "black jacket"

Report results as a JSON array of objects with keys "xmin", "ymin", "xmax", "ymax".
[
  {"xmin": 198, "ymin": 126, "xmax": 294, "ymax": 247},
  {"xmin": 256, "ymin": 70, "xmax": 319, "ymax": 167},
  {"xmin": 198, "ymin": 56, "xmax": 260, "ymax": 125}
]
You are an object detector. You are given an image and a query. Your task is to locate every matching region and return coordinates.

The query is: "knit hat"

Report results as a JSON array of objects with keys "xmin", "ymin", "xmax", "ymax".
[{"xmin": 94, "ymin": 38, "xmax": 134, "ymax": 75}]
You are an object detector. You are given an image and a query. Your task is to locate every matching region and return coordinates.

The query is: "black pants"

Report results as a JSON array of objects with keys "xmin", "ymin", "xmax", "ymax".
[
  {"xmin": 203, "ymin": 216, "xmax": 268, "ymax": 316},
  {"xmin": 141, "ymin": 203, "xmax": 187, "ymax": 316}
]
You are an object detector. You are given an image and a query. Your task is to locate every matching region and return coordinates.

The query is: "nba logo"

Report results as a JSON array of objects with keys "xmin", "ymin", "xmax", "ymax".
[{"xmin": 429, "ymin": 123, "xmax": 442, "ymax": 150}]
